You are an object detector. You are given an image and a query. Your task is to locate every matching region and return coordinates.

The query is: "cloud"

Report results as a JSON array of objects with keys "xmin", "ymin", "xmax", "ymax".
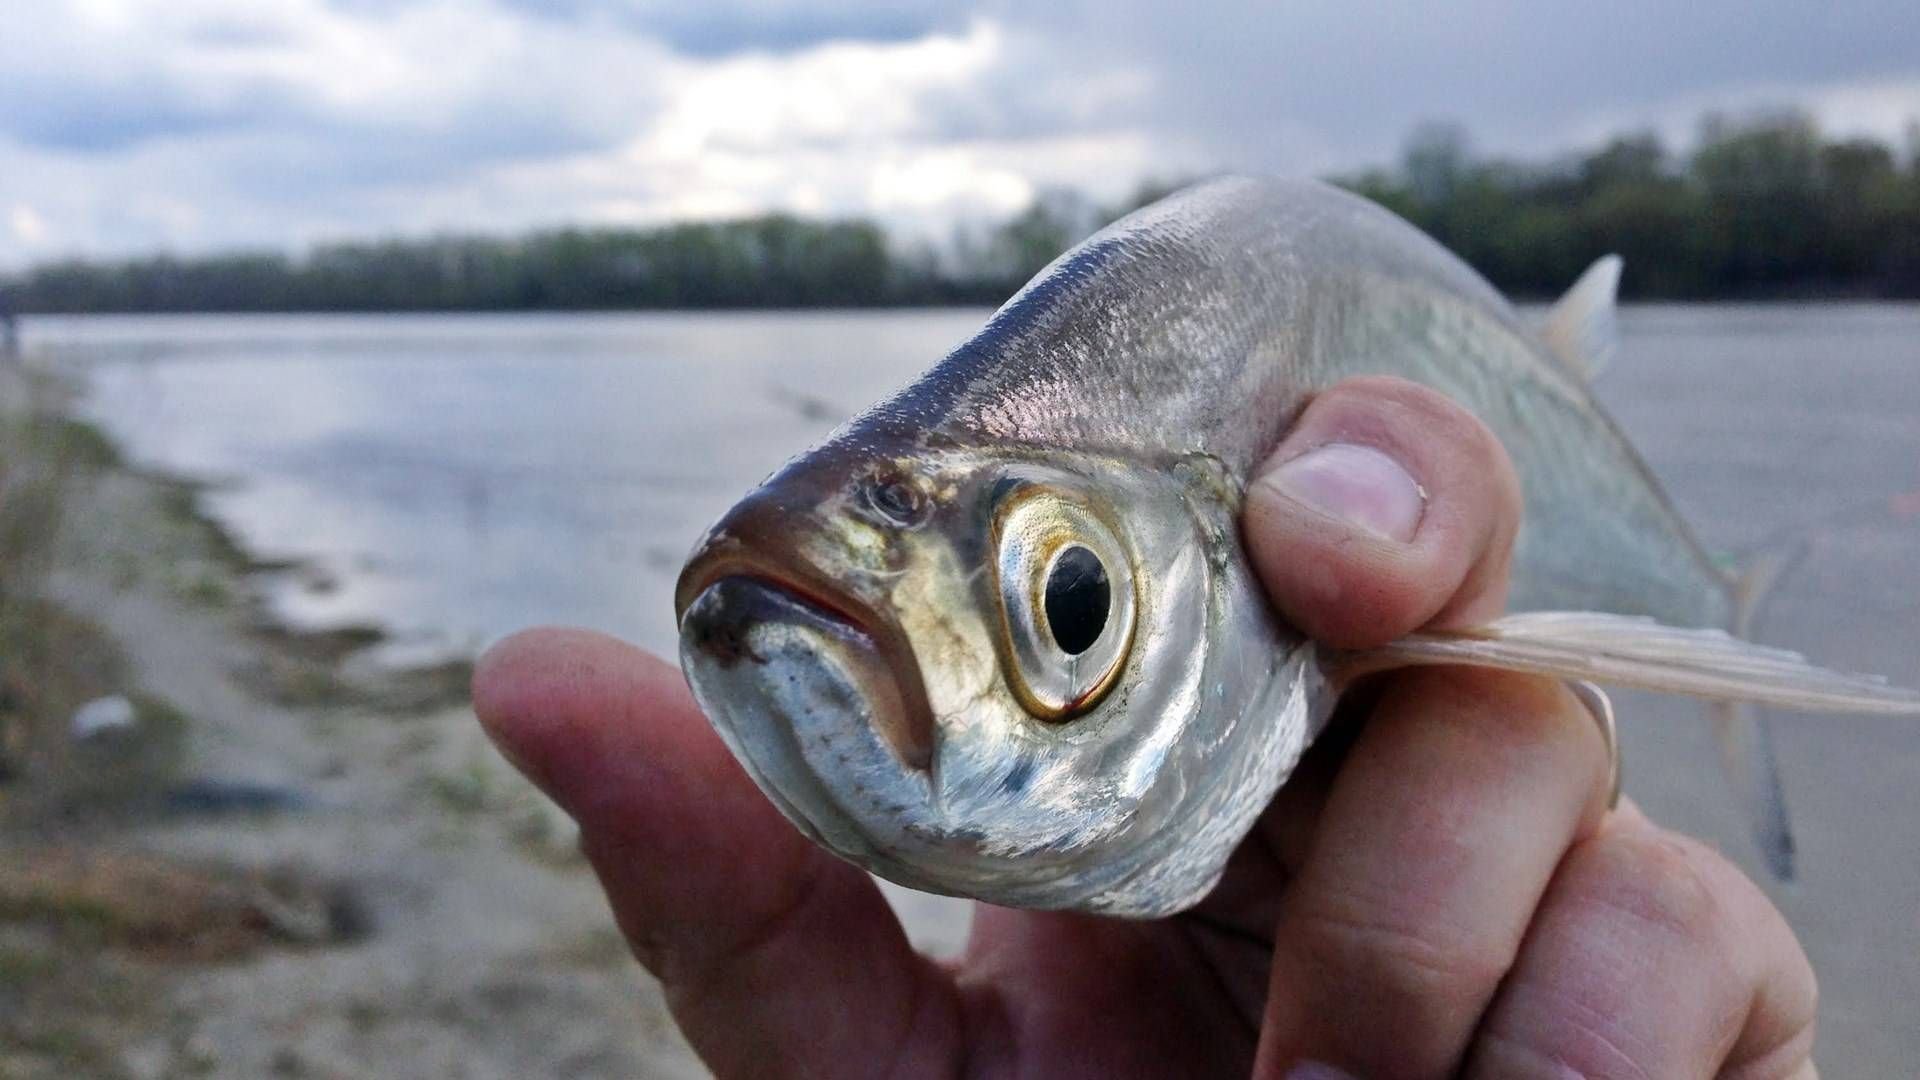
[
  {"xmin": 621, "ymin": 21, "xmax": 1162, "ymax": 222},
  {"xmin": 0, "ymin": 1, "xmax": 1915, "ymax": 267},
  {"xmin": 0, "ymin": 0, "xmax": 678, "ymax": 259},
  {"xmin": 4, "ymin": 76, "xmax": 277, "ymax": 154},
  {"xmin": 495, "ymin": 0, "xmax": 964, "ymax": 57},
  {"xmin": 997, "ymin": 0, "xmax": 1920, "ymax": 171},
  {"xmin": 0, "ymin": 1, "xmax": 664, "ymax": 159},
  {"xmin": 0, "ymin": 8, "xmax": 1164, "ymax": 261},
  {"xmin": 8, "ymin": 205, "xmax": 48, "ymax": 245}
]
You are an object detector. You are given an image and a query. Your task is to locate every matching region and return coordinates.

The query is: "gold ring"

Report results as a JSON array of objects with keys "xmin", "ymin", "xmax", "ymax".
[{"xmin": 1565, "ymin": 680, "xmax": 1621, "ymax": 809}]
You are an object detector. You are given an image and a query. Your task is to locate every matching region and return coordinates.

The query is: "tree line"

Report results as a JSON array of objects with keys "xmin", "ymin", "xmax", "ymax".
[
  {"xmin": 1343, "ymin": 112, "xmax": 1920, "ymax": 299},
  {"xmin": 5, "ymin": 111, "xmax": 1918, "ymax": 314}
]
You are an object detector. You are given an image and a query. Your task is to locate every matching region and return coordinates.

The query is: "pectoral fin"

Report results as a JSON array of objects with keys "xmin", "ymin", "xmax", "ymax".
[{"xmin": 1336, "ymin": 611, "xmax": 1920, "ymax": 715}]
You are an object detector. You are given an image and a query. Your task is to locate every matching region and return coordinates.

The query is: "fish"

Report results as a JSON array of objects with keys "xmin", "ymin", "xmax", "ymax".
[{"xmin": 673, "ymin": 176, "xmax": 1920, "ymax": 917}]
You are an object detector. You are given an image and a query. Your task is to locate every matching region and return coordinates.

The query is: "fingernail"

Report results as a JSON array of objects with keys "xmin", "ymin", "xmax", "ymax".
[
  {"xmin": 1286, "ymin": 1063, "xmax": 1358, "ymax": 1080},
  {"xmin": 1260, "ymin": 443, "xmax": 1425, "ymax": 542}
]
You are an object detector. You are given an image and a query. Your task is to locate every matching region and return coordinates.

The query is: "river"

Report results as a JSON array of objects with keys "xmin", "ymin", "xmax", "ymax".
[{"xmin": 23, "ymin": 304, "xmax": 1920, "ymax": 1068}]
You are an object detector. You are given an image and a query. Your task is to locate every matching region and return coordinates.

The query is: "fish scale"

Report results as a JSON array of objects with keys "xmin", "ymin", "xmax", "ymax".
[{"xmin": 676, "ymin": 176, "xmax": 1917, "ymax": 915}]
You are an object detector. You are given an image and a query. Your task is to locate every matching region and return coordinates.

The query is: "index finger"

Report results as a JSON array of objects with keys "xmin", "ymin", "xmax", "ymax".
[{"xmin": 472, "ymin": 628, "xmax": 965, "ymax": 1077}]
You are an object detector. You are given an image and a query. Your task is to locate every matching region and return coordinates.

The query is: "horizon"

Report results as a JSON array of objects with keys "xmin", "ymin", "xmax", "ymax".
[
  {"xmin": 9, "ymin": 111, "xmax": 1920, "ymax": 310},
  {"xmin": 3, "ymin": 110, "xmax": 1911, "ymax": 271}
]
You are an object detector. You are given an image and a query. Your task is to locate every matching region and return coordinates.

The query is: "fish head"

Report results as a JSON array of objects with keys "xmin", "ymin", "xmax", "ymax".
[{"xmin": 675, "ymin": 437, "xmax": 1325, "ymax": 915}]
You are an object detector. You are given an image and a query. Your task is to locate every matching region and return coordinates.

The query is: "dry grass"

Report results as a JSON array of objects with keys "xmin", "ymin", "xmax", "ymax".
[
  {"xmin": 0, "ymin": 846, "xmax": 365, "ymax": 962},
  {"xmin": 0, "ymin": 373, "xmax": 364, "ymax": 1077},
  {"xmin": 0, "ymin": 374, "xmax": 181, "ymax": 828},
  {"xmin": 0, "ymin": 845, "xmax": 362, "ymax": 1079}
]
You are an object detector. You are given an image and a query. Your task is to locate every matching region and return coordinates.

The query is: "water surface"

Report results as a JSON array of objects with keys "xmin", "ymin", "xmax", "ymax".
[
  {"xmin": 36, "ymin": 310, "xmax": 986, "ymax": 663},
  {"xmin": 24, "ymin": 305, "xmax": 1920, "ymax": 1070}
]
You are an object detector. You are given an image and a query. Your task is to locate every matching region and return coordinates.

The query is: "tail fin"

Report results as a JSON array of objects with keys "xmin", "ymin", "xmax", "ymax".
[
  {"xmin": 1709, "ymin": 698, "xmax": 1794, "ymax": 878},
  {"xmin": 1718, "ymin": 554, "xmax": 1795, "ymax": 879}
]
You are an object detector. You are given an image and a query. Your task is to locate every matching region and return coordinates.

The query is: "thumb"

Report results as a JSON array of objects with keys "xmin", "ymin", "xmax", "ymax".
[{"xmin": 1242, "ymin": 376, "xmax": 1521, "ymax": 649}]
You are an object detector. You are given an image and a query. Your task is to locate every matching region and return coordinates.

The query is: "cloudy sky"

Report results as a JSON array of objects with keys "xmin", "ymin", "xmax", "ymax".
[{"xmin": 3, "ymin": 1, "xmax": 1917, "ymax": 267}]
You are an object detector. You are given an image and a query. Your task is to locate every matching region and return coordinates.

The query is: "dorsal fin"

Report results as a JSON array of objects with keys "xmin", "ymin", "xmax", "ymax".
[{"xmin": 1541, "ymin": 255, "xmax": 1623, "ymax": 381}]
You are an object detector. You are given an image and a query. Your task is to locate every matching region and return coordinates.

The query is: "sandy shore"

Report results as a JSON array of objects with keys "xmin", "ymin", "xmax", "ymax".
[
  {"xmin": 0, "ymin": 366, "xmax": 712, "ymax": 1078},
  {"xmin": 7, "ymin": 316, "xmax": 1917, "ymax": 1076}
]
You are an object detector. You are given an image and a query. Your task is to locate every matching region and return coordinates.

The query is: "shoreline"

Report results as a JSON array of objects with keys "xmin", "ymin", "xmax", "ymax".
[
  {"xmin": 53, "ymin": 362, "xmax": 466, "ymax": 709},
  {"xmin": 11, "ymin": 307, "xmax": 1917, "ymax": 1073},
  {"xmin": 0, "ymin": 358, "xmax": 706, "ymax": 1078}
]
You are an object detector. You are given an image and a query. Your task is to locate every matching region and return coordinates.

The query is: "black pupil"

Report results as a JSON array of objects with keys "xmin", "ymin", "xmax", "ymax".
[{"xmin": 1044, "ymin": 546, "xmax": 1110, "ymax": 656}]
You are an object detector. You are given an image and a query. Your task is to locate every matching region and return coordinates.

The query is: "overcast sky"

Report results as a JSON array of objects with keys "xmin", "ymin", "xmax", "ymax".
[{"xmin": 3, "ymin": 1, "xmax": 1917, "ymax": 267}]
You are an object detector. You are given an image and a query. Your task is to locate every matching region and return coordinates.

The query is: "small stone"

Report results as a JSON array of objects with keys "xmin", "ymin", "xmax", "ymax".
[{"xmin": 70, "ymin": 694, "xmax": 137, "ymax": 740}]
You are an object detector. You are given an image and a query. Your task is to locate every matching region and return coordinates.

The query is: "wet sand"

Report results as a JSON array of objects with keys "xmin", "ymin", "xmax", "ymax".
[{"xmin": 0, "ymin": 370, "xmax": 707, "ymax": 1077}]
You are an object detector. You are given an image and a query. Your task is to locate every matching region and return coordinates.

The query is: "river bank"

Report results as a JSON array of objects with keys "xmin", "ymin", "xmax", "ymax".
[
  {"xmin": 0, "ymin": 363, "xmax": 706, "ymax": 1078},
  {"xmin": 10, "ymin": 306, "xmax": 1919, "ymax": 1075}
]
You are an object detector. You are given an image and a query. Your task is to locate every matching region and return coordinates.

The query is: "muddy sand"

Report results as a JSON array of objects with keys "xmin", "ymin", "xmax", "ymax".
[
  {"xmin": 4, "ymin": 340, "xmax": 1917, "ymax": 1076},
  {"xmin": 0, "ymin": 368, "xmax": 739, "ymax": 1078}
]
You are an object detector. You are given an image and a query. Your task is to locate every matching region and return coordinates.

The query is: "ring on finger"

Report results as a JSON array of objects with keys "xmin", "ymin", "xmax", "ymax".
[{"xmin": 1564, "ymin": 680, "xmax": 1621, "ymax": 809}]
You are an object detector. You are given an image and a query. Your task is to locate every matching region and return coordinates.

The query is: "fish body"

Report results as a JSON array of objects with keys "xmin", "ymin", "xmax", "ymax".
[{"xmin": 675, "ymin": 177, "xmax": 1904, "ymax": 916}]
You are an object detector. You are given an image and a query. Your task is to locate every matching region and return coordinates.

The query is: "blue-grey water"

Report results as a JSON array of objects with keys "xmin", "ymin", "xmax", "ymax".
[
  {"xmin": 23, "ymin": 306, "xmax": 1920, "ymax": 1070},
  {"xmin": 34, "ymin": 311, "xmax": 988, "ymax": 663}
]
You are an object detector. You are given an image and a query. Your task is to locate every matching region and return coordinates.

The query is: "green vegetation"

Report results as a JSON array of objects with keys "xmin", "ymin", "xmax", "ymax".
[
  {"xmin": 1340, "ymin": 112, "xmax": 1920, "ymax": 298},
  {"xmin": 5, "ymin": 111, "xmax": 1918, "ymax": 311}
]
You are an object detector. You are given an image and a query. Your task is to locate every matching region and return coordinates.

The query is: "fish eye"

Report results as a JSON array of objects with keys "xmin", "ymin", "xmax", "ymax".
[{"xmin": 991, "ymin": 487, "xmax": 1136, "ymax": 720}]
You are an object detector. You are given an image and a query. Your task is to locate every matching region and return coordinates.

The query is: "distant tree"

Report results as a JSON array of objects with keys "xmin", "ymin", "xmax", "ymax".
[
  {"xmin": 1402, "ymin": 121, "xmax": 1474, "ymax": 206},
  {"xmin": 1690, "ymin": 111, "xmax": 1827, "ymax": 290},
  {"xmin": 1109, "ymin": 177, "xmax": 1199, "ymax": 218},
  {"xmin": 986, "ymin": 188, "xmax": 1102, "ymax": 285},
  {"xmin": 7, "ymin": 111, "xmax": 1920, "ymax": 313},
  {"xmin": 1817, "ymin": 138, "xmax": 1902, "ymax": 283},
  {"xmin": 1579, "ymin": 132, "xmax": 1670, "ymax": 194}
]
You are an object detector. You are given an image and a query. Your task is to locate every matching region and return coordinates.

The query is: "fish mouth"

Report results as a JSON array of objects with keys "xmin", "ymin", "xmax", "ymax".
[
  {"xmin": 677, "ymin": 556, "xmax": 934, "ymax": 772},
  {"xmin": 678, "ymin": 573, "xmax": 937, "ymax": 873}
]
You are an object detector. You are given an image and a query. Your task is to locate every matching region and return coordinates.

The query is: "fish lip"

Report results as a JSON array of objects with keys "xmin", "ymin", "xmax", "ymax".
[
  {"xmin": 677, "ymin": 546, "xmax": 937, "ymax": 772},
  {"xmin": 677, "ymin": 553, "xmax": 870, "ymax": 646}
]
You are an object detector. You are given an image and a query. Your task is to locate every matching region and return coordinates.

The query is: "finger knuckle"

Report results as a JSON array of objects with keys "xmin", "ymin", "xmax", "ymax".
[
  {"xmin": 1292, "ymin": 892, "xmax": 1511, "ymax": 1010},
  {"xmin": 1731, "ymin": 910, "xmax": 1821, "ymax": 1077},
  {"xmin": 1308, "ymin": 377, "xmax": 1482, "ymax": 461},
  {"xmin": 1386, "ymin": 382, "xmax": 1519, "ymax": 507},
  {"xmin": 1569, "ymin": 826, "xmax": 1740, "ymax": 950},
  {"xmin": 1726, "ymin": 1017, "xmax": 1819, "ymax": 1080},
  {"xmin": 1472, "ymin": 1024, "xmax": 1658, "ymax": 1080},
  {"xmin": 1328, "ymin": 376, "xmax": 1500, "ymax": 456},
  {"xmin": 1440, "ymin": 406, "xmax": 1522, "ymax": 549},
  {"xmin": 1785, "ymin": 944, "xmax": 1819, "ymax": 1019},
  {"xmin": 1324, "ymin": 375, "xmax": 1460, "ymax": 423}
]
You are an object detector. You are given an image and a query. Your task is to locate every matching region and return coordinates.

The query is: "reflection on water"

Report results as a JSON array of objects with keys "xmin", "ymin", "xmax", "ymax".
[
  {"xmin": 20, "ymin": 304, "xmax": 1920, "ymax": 1062},
  {"xmin": 32, "ymin": 305, "xmax": 1919, "ymax": 666},
  {"xmin": 36, "ymin": 310, "xmax": 988, "ymax": 662}
]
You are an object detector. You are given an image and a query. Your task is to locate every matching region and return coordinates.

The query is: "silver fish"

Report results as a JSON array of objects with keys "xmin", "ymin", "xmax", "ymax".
[{"xmin": 675, "ymin": 176, "xmax": 1920, "ymax": 917}]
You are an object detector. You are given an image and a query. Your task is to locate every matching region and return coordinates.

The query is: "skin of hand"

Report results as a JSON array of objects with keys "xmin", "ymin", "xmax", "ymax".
[{"xmin": 473, "ymin": 377, "xmax": 1817, "ymax": 1079}]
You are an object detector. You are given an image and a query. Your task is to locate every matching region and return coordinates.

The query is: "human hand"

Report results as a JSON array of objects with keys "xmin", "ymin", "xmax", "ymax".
[{"xmin": 474, "ymin": 377, "xmax": 1815, "ymax": 1078}]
